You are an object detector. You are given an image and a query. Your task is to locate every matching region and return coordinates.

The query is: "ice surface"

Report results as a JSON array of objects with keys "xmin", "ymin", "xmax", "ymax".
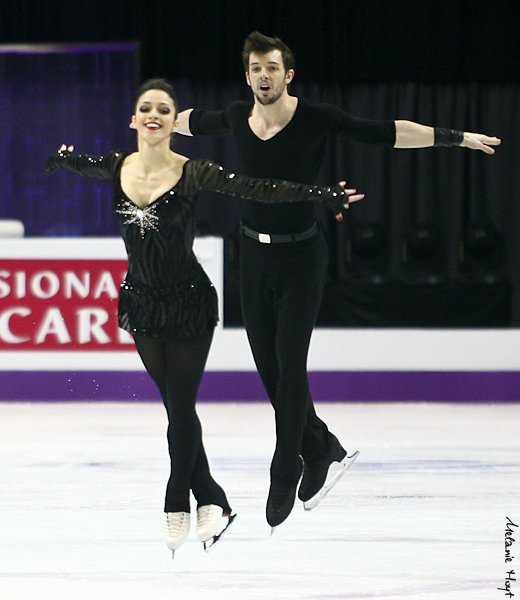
[{"xmin": 1, "ymin": 400, "xmax": 519, "ymax": 599}]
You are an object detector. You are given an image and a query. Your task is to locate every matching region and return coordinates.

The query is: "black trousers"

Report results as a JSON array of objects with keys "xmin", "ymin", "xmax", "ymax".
[
  {"xmin": 134, "ymin": 332, "xmax": 231, "ymax": 514},
  {"xmin": 240, "ymin": 229, "xmax": 333, "ymax": 487}
]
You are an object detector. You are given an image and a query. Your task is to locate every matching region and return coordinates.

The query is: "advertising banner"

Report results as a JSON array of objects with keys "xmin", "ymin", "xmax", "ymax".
[
  {"xmin": 0, "ymin": 259, "xmax": 132, "ymax": 350},
  {"xmin": 0, "ymin": 237, "xmax": 225, "ymax": 370}
]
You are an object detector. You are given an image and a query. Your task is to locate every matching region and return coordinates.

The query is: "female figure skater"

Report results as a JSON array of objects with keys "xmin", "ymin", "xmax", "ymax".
[{"xmin": 46, "ymin": 78, "xmax": 361, "ymax": 555}]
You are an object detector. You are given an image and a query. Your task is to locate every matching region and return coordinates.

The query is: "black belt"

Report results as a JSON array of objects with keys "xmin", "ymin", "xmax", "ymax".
[{"xmin": 240, "ymin": 222, "xmax": 319, "ymax": 244}]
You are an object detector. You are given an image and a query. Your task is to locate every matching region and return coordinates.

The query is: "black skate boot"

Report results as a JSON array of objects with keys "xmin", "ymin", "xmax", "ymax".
[
  {"xmin": 266, "ymin": 482, "xmax": 298, "ymax": 530},
  {"xmin": 298, "ymin": 434, "xmax": 359, "ymax": 509},
  {"xmin": 266, "ymin": 460, "xmax": 303, "ymax": 532}
]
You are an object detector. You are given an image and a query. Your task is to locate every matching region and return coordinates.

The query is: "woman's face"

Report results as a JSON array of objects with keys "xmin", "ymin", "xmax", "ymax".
[{"xmin": 130, "ymin": 89, "xmax": 178, "ymax": 141}]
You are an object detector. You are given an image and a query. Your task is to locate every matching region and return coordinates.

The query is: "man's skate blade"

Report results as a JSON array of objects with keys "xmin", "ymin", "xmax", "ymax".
[
  {"xmin": 203, "ymin": 513, "xmax": 237, "ymax": 553},
  {"xmin": 303, "ymin": 450, "xmax": 360, "ymax": 511}
]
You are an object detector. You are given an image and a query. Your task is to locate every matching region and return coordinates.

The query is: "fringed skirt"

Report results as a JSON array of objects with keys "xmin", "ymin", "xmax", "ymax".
[{"xmin": 118, "ymin": 274, "xmax": 219, "ymax": 341}]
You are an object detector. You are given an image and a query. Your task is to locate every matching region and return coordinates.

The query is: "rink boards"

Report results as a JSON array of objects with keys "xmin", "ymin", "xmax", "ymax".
[{"xmin": 1, "ymin": 238, "xmax": 520, "ymax": 401}]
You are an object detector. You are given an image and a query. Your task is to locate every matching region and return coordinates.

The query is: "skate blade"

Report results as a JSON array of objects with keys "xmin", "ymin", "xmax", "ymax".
[
  {"xmin": 303, "ymin": 450, "xmax": 360, "ymax": 511},
  {"xmin": 203, "ymin": 513, "xmax": 237, "ymax": 553}
]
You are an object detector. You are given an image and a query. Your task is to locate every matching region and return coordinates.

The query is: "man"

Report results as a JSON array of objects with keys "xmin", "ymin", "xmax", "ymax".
[{"xmin": 176, "ymin": 31, "xmax": 500, "ymax": 530}]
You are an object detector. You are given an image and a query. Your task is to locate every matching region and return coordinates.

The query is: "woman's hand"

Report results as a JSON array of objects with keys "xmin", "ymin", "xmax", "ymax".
[
  {"xmin": 335, "ymin": 181, "xmax": 365, "ymax": 221},
  {"xmin": 58, "ymin": 144, "xmax": 75, "ymax": 154},
  {"xmin": 45, "ymin": 144, "xmax": 75, "ymax": 173}
]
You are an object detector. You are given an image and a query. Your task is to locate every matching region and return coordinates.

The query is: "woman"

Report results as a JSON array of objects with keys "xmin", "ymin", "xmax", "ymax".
[{"xmin": 46, "ymin": 78, "xmax": 361, "ymax": 556}]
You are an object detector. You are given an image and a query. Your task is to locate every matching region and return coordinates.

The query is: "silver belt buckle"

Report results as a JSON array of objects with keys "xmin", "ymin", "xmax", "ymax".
[{"xmin": 258, "ymin": 233, "xmax": 271, "ymax": 244}]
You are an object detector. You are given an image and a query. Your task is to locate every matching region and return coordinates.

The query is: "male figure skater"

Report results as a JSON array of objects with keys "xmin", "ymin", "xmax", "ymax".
[{"xmin": 176, "ymin": 31, "xmax": 500, "ymax": 529}]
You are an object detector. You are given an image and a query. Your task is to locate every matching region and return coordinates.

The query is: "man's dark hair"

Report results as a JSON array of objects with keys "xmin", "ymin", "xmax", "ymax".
[
  {"xmin": 242, "ymin": 31, "xmax": 295, "ymax": 73},
  {"xmin": 135, "ymin": 77, "xmax": 179, "ymax": 119}
]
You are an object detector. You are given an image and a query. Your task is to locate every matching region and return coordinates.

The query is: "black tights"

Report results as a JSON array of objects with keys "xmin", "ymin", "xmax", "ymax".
[{"xmin": 134, "ymin": 332, "xmax": 231, "ymax": 514}]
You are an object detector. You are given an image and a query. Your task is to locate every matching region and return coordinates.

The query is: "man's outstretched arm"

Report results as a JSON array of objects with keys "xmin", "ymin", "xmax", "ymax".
[
  {"xmin": 394, "ymin": 120, "xmax": 501, "ymax": 154},
  {"xmin": 176, "ymin": 109, "xmax": 194, "ymax": 136}
]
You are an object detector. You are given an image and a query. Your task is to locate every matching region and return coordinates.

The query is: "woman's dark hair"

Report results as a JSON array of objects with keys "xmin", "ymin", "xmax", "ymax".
[
  {"xmin": 135, "ymin": 78, "xmax": 179, "ymax": 118},
  {"xmin": 242, "ymin": 31, "xmax": 295, "ymax": 72}
]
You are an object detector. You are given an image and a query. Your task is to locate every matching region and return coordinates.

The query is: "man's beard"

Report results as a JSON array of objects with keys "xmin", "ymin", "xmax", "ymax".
[{"xmin": 254, "ymin": 87, "xmax": 284, "ymax": 106}]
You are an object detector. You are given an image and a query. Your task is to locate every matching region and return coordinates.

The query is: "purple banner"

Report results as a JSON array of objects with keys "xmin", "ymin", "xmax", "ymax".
[{"xmin": 1, "ymin": 371, "xmax": 519, "ymax": 402}]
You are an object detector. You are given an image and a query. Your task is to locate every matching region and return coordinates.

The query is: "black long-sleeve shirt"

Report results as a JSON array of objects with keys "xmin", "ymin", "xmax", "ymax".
[{"xmin": 190, "ymin": 97, "xmax": 396, "ymax": 233}]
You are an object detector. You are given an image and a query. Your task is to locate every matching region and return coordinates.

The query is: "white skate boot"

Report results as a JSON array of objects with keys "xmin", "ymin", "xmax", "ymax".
[
  {"xmin": 164, "ymin": 511, "xmax": 190, "ymax": 557},
  {"xmin": 196, "ymin": 504, "xmax": 237, "ymax": 552}
]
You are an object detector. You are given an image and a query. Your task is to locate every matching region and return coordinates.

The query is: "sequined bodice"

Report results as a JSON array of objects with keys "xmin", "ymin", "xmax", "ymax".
[
  {"xmin": 113, "ymin": 157, "xmax": 202, "ymax": 288},
  {"xmin": 46, "ymin": 149, "xmax": 348, "ymax": 290},
  {"xmin": 45, "ymin": 148, "xmax": 351, "ymax": 341}
]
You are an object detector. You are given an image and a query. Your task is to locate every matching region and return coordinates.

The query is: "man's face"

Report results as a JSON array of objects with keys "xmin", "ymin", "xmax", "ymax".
[{"xmin": 246, "ymin": 50, "xmax": 294, "ymax": 106}]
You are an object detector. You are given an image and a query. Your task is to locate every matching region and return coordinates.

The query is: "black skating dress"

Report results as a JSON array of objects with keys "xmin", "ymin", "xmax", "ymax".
[{"xmin": 46, "ymin": 150, "xmax": 348, "ymax": 341}]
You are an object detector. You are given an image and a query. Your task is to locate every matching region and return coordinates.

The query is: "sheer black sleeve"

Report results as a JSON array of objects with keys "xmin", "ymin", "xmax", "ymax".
[
  {"xmin": 188, "ymin": 160, "xmax": 348, "ymax": 212},
  {"xmin": 45, "ymin": 149, "xmax": 123, "ymax": 178}
]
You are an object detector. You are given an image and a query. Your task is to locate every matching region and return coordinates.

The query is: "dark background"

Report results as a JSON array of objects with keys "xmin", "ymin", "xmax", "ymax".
[
  {"xmin": 2, "ymin": 0, "xmax": 518, "ymax": 84},
  {"xmin": 1, "ymin": 0, "xmax": 519, "ymax": 327}
]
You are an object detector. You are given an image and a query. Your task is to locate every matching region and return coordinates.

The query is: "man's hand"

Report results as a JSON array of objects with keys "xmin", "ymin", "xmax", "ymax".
[{"xmin": 461, "ymin": 133, "xmax": 501, "ymax": 154}]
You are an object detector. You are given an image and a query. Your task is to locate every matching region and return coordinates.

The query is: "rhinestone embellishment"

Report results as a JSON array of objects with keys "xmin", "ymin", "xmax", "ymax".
[{"xmin": 116, "ymin": 199, "xmax": 159, "ymax": 237}]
